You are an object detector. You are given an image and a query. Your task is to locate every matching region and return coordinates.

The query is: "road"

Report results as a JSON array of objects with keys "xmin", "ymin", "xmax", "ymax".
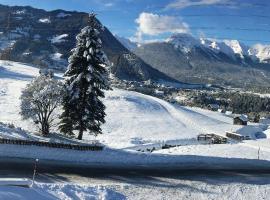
[
  {"xmin": 0, "ymin": 158, "xmax": 270, "ymax": 199},
  {"xmin": 0, "ymin": 158, "xmax": 269, "ymax": 184}
]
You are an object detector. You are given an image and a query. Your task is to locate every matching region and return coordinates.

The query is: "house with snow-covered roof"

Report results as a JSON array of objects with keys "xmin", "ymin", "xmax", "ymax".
[{"xmin": 233, "ymin": 114, "xmax": 248, "ymax": 126}]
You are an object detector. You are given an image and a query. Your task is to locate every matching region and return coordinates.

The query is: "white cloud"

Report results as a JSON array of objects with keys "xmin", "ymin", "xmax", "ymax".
[
  {"xmin": 104, "ymin": 2, "xmax": 114, "ymax": 7},
  {"xmin": 166, "ymin": 0, "xmax": 230, "ymax": 9},
  {"xmin": 134, "ymin": 12, "xmax": 189, "ymax": 42}
]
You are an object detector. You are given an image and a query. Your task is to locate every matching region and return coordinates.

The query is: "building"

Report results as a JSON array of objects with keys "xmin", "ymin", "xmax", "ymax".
[
  {"xmin": 207, "ymin": 104, "xmax": 219, "ymax": 111},
  {"xmin": 233, "ymin": 115, "xmax": 248, "ymax": 125}
]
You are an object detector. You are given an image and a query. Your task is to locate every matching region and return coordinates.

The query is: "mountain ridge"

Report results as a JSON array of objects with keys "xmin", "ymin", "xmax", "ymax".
[
  {"xmin": 0, "ymin": 4, "xmax": 178, "ymax": 83},
  {"xmin": 133, "ymin": 33, "xmax": 270, "ymax": 88}
]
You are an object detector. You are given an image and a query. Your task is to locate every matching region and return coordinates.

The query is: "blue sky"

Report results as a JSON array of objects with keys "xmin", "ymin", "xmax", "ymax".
[{"xmin": 1, "ymin": 0, "xmax": 270, "ymax": 45}]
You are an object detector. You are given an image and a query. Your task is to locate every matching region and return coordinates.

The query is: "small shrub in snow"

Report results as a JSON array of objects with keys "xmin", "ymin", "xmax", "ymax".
[
  {"xmin": 20, "ymin": 75, "xmax": 63, "ymax": 135},
  {"xmin": 7, "ymin": 123, "xmax": 15, "ymax": 129}
]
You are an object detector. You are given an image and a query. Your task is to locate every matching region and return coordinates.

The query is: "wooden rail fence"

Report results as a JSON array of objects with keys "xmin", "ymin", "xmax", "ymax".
[{"xmin": 0, "ymin": 138, "xmax": 103, "ymax": 151}]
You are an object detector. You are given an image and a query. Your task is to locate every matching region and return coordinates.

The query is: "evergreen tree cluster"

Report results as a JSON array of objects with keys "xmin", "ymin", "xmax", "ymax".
[
  {"xmin": 20, "ymin": 13, "xmax": 110, "ymax": 139},
  {"xmin": 194, "ymin": 92, "xmax": 270, "ymax": 114}
]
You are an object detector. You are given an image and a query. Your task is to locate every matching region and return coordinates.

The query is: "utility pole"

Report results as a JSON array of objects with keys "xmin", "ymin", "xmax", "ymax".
[{"xmin": 31, "ymin": 158, "xmax": 39, "ymax": 187}]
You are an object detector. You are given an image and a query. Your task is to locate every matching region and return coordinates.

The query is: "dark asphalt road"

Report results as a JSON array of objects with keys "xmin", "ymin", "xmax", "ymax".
[{"xmin": 0, "ymin": 157, "xmax": 270, "ymax": 185}]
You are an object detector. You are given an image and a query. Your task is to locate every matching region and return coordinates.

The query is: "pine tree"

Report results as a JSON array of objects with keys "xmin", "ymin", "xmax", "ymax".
[
  {"xmin": 59, "ymin": 13, "xmax": 110, "ymax": 140},
  {"xmin": 58, "ymin": 83, "xmax": 74, "ymax": 136}
]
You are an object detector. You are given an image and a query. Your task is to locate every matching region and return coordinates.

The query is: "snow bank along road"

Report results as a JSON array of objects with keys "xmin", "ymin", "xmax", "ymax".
[{"xmin": 0, "ymin": 166, "xmax": 270, "ymax": 200}]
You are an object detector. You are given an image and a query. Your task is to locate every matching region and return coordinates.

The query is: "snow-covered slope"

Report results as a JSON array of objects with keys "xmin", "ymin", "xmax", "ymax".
[
  {"xmin": 1, "ymin": 60, "xmax": 270, "ymax": 173},
  {"xmin": 0, "ymin": 60, "xmax": 268, "ymax": 149},
  {"xmin": 0, "ymin": 60, "xmax": 39, "ymax": 131}
]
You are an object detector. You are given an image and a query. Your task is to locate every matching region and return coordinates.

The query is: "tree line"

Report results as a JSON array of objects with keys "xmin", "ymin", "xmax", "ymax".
[{"xmin": 193, "ymin": 91, "xmax": 270, "ymax": 114}]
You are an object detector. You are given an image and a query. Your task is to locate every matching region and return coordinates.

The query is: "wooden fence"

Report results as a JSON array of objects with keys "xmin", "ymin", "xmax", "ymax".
[
  {"xmin": 197, "ymin": 133, "xmax": 227, "ymax": 144},
  {"xmin": 0, "ymin": 138, "xmax": 103, "ymax": 151}
]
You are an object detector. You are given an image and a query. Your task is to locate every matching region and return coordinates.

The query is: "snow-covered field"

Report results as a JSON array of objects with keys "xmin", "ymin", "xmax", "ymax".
[
  {"xmin": 0, "ymin": 60, "xmax": 270, "ymax": 156},
  {"xmin": 0, "ymin": 183, "xmax": 125, "ymax": 200},
  {"xmin": 0, "ymin": 60, "xmax": 269, "ymax": 171},
  {"xmin": 0, "ymin": 180, "xmax": 269, "ymax": 200},
  {"xmin": 94, "ymin": 88, "xmax": 267, "ymax": 148}
]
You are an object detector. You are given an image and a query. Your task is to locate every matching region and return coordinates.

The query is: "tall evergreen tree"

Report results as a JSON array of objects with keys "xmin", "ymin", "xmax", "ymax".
[{"xmin": 59, "ymin": 13, "xmax": 110, "ymax": 140}]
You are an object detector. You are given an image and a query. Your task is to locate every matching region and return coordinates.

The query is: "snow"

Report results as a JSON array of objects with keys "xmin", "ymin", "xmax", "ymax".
[
  {"xmin": 154, "ymin": 142, "xmax": 270, "ymax": 160},
  {"xmin": 0, "ymin": 61, "xmax": 39, "ymax": 131},
  {"xmin": 0, "ymin": 183, "xmax": 125, "ymax": 200},
  {"xmin": 0, "ymin": 60, "xmax": 267, "ymax": 145},
  {"xmin": 38, "ymin": 18, "xmax": 51, "ymax": 24},
  {"xmin": 0, "ymin": 181, "xmax": 268, "ymax": 200},
  {"xmin": 96, "ymin": 89, "xmax": 200, "ymax": 148},
  {"xmin": 0, "ymin": 60, "xmax": 270, "ymax": 171},
  {"xmin": 0, "ymin": 178, "xmax": 31, "ymax": 187},
  {"xmin": 166, "ymin": 33, "xmax": 200, "ymax": 53},
  {"xmin": 167, "ymin": 34, "xmax": 268, "ymax": 63},
  {"xmin": 0, "ymin": 60, "xmax": 270, "ymax": 200},
  {"xmin": 87, "ymin": 89, "xmax": 268, "ymax": 148},
  {"xmin": 167, "ymin": 34, "xmax": 250, "ymax": 59},
  {"xmin": 201, "ymin": 38, "xmax": 236, "ymax": 57},
  {"xmin": 0, "ymin": 141, "xmax": 270, "ymax": 170},
  {"xmin": 56, "ymin": 12, "xmax": 71, "ymax": 18},
  {"xmin": 50, "ymin": 34, "xmax": 68, "ymax": 43},
  {"xmin": 50, "ymin": 53, "xmax": 63, "ymax": 61},
  {"xmin": 223, "ymin": 40, "xmax": 249, "ymax": 58},
  {"xmin": 13, "ymin": 10, "xmax": 26, "ymax": 15},
  {"xmin": 249, "ymin": 43, "xmax": 270, "ymax": 62}
]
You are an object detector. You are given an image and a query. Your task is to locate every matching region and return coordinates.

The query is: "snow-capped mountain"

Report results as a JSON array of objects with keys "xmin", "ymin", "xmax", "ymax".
[
  {"xmin": 223, "ymin": 40, "xmax": 249, "ymax": 59},
  {"xmin": 200, "ymin": 38, "xmax": 236, "ymax": 57},
  {"xmin": 115, "ymin": 35, "xmax": 138, "ymax": 50},
  {"xmin": 133, "ymin": 33, "xmax": 270, "ymax": 88},
  {"xmin": 165, "ymin": 33, "xmax": 201, "ymax": 53},
  {"xmin": 249, "ymin": 44, "xmax": 270, "ymax": 63},
  {"xmin": 166, "ymin": 33, "xmax": 252, "ymax": 61}
]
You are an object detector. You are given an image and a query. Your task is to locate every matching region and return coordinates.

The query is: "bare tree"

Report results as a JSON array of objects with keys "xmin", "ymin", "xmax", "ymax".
[{"xmin": 20, "ymin": 75, "xmax": 63, "ymax": 135}]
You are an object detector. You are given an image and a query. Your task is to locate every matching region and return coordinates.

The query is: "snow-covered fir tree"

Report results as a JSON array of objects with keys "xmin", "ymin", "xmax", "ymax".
[{"xmin": 59, "ymin": 13, "xmax": 110, "ymax": 140}]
